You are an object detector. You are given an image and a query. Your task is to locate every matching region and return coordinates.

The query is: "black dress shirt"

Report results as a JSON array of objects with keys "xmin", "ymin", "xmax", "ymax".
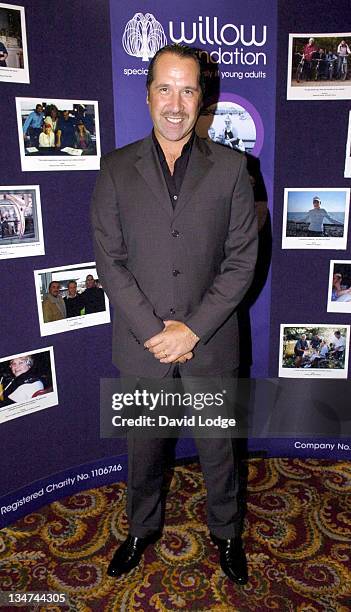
[{"xmin": 152, "ymin": 130, "xmax": 194, "ymax": 207}]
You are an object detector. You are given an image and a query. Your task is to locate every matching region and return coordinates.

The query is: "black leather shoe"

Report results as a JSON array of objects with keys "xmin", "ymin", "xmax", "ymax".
[
  {"xmin": 210, "ymin": 533, "xmax": 248, "ymax": 585},
  {"xmin": 107, "ymin": 533, "xmax": 159, "ymax": 577}
]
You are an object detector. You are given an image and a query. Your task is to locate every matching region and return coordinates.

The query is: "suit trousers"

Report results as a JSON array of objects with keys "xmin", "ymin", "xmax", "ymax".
[{"xmin": 125, "ymin": 368, "xmax": 241, "ymax": 539}]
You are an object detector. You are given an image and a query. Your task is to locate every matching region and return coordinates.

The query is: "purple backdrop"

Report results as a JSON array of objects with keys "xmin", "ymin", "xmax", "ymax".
[
  {"xmin": 109, "ymin": 0, "xmax": 277, "ymax": 378},
  {"xmin": 0, "ymin": 0, "xmax": 349, "ymax": 528}
]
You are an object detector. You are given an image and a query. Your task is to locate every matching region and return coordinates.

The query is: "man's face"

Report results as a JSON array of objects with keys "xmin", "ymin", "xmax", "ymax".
[
  {"xmin": 63, "ymin": 110, "xmax": 69, "ymax": 120},
  {"xmin": 10, "ymin": 357, "xmax": 30, "ymax": 377},
  {"xmin": 36, "ymin": 105, "xmax": 43, "ymax": 115},
  {"xmin": 147, "ymin": 53, "xmax": 202, "ymax": 144},
  {"xmin": 49, "ymin": 282, "xmax": 60, "ymax": 297},
  {"xmin": 86, "ymin": 275, "xmax": 95, "ymax": 288},
  {"xmin": 313, "ymin": 199, "xmax": 320, "ymax": 208},
  {"xmin": 67, "ymin": 282, "xmax": 77, "ymax": 297}
]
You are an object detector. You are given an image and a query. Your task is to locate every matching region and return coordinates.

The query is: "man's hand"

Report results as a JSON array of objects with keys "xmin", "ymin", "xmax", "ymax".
[
  {"xmin": 174, "ymin": 351, "xmax": 193, "ymax": 364},
  {"xmin": 144, "ymin": 320, "xmax": 199, "ymax": 363}
]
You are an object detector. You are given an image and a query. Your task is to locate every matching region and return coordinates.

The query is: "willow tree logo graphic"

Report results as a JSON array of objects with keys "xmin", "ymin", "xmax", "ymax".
[{"xmin": 122, "ymin": 13, "xmax": 167, "ymax": 61}]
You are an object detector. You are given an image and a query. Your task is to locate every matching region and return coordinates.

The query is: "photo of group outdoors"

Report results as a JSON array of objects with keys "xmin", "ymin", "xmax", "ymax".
[
  {"xmin": 196, "ymin": 98, "xmax": 259, "ymax": 155},
  {"xmin": 345, "ymin": 110, "xmax": 351, "ymax": 178},
  {"xmin": 282, "ymin": 188, "xmax": 350, "ymax": 250},
  {"xmin": 16, "ymin": 98, "xmax": 101, "ymax": 171},
  {"xmin": 0, "ymin": 3, "xmax": 29, "ymax": 83},
  {"xmin": 0, "ymin": 347, "xmax": 58, "ymax": 423},
  {"xmin": 327, "ymin": 260, "xmax": 351, "ymax": 313},
  {"xmin": 34, "ymin": 262, "xmax": 110, "ymax": 337},
  {"xmin": 0, "ymin": 186, "xmax": 44, "ymax": 260},
  {"xmin": 287, "ymin": 33, "xmax": 351, "ymax": 100},
  {"xmin": 279, "ymin": 325, "xmax": 350, "ymax": 379}
]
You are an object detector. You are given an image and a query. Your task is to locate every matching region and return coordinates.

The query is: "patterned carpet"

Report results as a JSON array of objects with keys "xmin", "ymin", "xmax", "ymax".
[{"xmin": 0, "ymin": 458, "xmax": 350, "ymax": 611}]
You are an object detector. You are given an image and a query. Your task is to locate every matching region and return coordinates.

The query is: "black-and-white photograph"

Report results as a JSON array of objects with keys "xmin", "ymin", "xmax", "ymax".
[
  {"xmin": 345, "ymin": 110, "xmax": 351, "ymax": 178},
  {"xmin": 0, "ymin": 3, "xmax": 29, "ymax": 83},
  {"xmin": 287, "ymin": 33, "xmax": 351, "ymax": 100},
  {"xmin": 0, "ymin": 186, "xmax": 44, "ymax": 260},
  {"xmin": 34, "ymin": 262, "xmax": 110, "ymax": 336},
  {"xmin": 327, "ymin": 260, "xmax": 351, "ymax": 313},
  {"xmin": 16, "ymin": 98, "xmax": 101, "ymax": 171},
  {"xmin": 282, "ymin": 188, "xmax": 349, "ymax": 250},
  {"xmin": 196, "ymin": 100, "xmax": 257, "ymax": 154},
  {"xmin": 279, "ymin": 324, "xmax": 350, "ymax": 379},
  {"xmin": 0, "ymin": 347, "xmax": 58, "ymax": 423}
]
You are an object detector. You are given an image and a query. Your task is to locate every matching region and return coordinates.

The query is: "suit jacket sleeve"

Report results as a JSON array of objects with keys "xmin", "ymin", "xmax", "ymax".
[
  {"xmin": 186, "ymin": 155, "xmax": 258, "ymax": 343},
  {"xmin": 91, "ymin": 156, "xmax": 164, "ymax": 343}
]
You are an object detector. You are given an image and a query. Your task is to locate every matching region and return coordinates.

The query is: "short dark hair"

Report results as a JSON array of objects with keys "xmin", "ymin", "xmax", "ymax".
[
  {"xmin": 67, "ymin": 280, "xmax": 77, "ymax": 286},
  {"xmin": 146, "ymin": 44, "xmax": 205, "ymax": 99},
  {"xmin": 49, "ymin": 280, "xmax": 60, "ymax": 290}
]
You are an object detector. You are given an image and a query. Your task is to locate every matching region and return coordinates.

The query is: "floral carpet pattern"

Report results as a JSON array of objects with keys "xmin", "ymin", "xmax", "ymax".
[{"xmin": 0, "ymin": 459, "xmax": 350, "ymax": 611}]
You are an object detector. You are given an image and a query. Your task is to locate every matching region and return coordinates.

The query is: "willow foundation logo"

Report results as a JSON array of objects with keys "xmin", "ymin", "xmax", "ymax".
[{"xmin": 122, "ymin": 13, "xmax": 167, "ymax": 61}]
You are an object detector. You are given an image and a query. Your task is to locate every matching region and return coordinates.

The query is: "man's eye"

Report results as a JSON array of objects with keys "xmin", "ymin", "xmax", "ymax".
[
  {"xmin": 184, "ymin": 89, "xmax": 193, "ymax": 95},
  {"xmin": 159, "ymin": 87, "xmax": 168, "ymax": 93}
]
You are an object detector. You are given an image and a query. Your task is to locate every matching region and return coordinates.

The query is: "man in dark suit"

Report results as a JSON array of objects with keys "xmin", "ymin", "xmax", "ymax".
[{"xmin": 91, "ymin": 44, "xmax": 258, "ymax": 584}]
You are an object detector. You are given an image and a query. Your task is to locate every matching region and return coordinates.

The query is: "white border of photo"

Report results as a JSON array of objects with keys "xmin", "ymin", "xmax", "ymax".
[
  {"xmin": 287, "ymin": 32, "xmax": 351, "ymax": 101},
  {"xmin": 279, "ymin": 323, "xmax": 350, "ymax": 379},
  {"xmin": 327, "ymin": 260, "xmax": 351, "ymax": 313},
  {"xmin": 282, "ymin": 187, "xmax": 350, "ymax": 250},
  {"xmin": 0, "ymin": 3, "xmax": 29, "ymax": 84},
  {"xmin": 15, "ymin": 98, "xmax": 101, "ymax": 171},
  {"xmin": 0, "ymin": 185, "xmax": 44, "ymax": 260},
  {"xmin": 0, "ymin": 347, "xmax": 58, "ymax": 424},
  {"xmin": 34, "ymin": 261, "xmax": 110, "ymax": 337}
]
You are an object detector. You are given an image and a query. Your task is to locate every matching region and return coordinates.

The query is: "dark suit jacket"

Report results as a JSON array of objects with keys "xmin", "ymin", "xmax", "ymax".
[{"xmin": 91, "ymin": 133, "xmax": 258, "ymax": 377}]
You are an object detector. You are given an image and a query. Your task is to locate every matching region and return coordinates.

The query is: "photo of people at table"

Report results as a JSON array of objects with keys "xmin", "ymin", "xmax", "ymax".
[
  {"xmin": 327, "ymin": 261, "xmax": 351, "ymax": 313},
  {"xmin": 34, "ymin": 263, "xmax": 110, "ymax": 336},
  {"xmin": 280, "ymin": 325, "xmax": 349, "ymax": 378},
  {"xmin": 16, "ymin": 97, "xmax": 101, "ymax": 171},
  {"xmin": 21, "ymin": 101, "xmax": 97, "ymax": 154}
]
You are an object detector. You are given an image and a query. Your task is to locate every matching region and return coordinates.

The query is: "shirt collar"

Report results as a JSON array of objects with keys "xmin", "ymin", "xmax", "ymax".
[{"xmin": 152, "ymin": 129, "xmax": 195, "ymax": 160}]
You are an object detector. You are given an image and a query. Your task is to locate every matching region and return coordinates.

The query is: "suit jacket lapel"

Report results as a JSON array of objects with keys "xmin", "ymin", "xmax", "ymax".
[
  {"xmin": 173, "ymin": 135, "xmax": 214, "ymax": 220},
  {"xmin": 135, "ymin": 135, "xmax": 174, "ymax": 218}
]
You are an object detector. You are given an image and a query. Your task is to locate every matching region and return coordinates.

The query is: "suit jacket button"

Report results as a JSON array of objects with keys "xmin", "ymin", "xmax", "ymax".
[
  {"xmin": 171, "ymin": 229, "xmax": 180, "ymax": 237},
  {"xmin": 172, "ymin": 269, "xmax": 180, "ymax": 276},
  {"xmin": 170, "ymin": 308, "xmax": 176, "ymax": 315}
]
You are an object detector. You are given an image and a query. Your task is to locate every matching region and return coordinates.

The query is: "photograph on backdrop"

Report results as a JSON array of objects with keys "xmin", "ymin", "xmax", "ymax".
[
  {"xmin": 0, "ymin": 3, "xmax": 29, "ymax": 83},
  {"xmin": 287, "ymin": 33, "xmax": 351, "ymax": 100},
  {"xmin": 196, "ymin": 99, "xmax": 257, "ymax": 155},
  {"xmin": 282, "ymin": 188, "xmax": 350, "ymax": 250},
  {"xmin": 16, "ymin": 98, "xmax": 101, "ymax": 172},
  {"xmin": 0, "ymin": 347, "xmax": 58, "ymax": 423},
  {"xmin": 279, "ymin": 324, "xmax": 350, "ymax": 379},
  {"xmin": 345, "ymin": 110, "xmax": 351, "ymax": 178},
  {"xmin": 34, "ymin": 262, "xmax": 110, "ymax": 337},
  {"xmin": 0, "ymin": 186, "xmax": 44, "ymax": 260},
  {"xmin": 327, "ymin": 260, "xmax": 351, "ymax": 313}
]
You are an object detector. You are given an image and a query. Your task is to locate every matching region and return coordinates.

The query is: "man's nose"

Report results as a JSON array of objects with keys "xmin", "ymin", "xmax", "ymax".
[{"xmin": 169, "ymin": 91, "xmax": 183, "ymax": 113}]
